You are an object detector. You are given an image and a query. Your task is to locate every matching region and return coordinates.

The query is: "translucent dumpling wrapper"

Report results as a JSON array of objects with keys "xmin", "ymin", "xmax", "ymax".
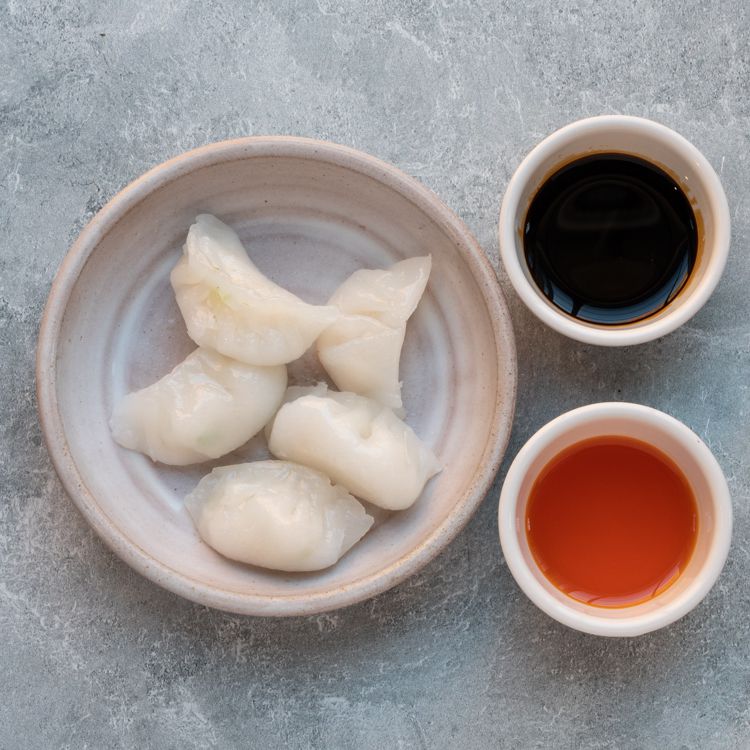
[
  {"xmin": 170, "ymin": 214, "xmax": 339, "ymax": 366},
  {"xmin": 268, "ymin": 385, "xmax": 441, "ymax": 510},
  {"xmin": 263, "ymin": 381, "xmax": 329, "ymax": 442},
  {"xmin": 317, "ymin": 256, "xmax": 431, "ymax": 410},
  {"xmin": 185, "ymin": 460, "xmax": 374, "ymax": 572},
  {"xmin": 110, "ymin": 348, "xmax": 287, "ymax": 465}
]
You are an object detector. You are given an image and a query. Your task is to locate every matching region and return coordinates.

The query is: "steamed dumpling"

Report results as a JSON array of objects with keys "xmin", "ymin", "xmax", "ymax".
[
  {"xmin": 317, "ymin": 256, "xmax": 431, "ymax": 410},
  {"xmin": 170, "ymin": 214, "xmax": 338, "ymax": 366},
  {"xmin": 111, "ymin": 348, "xmax": 286, "ymax": 465},
  {"xmin": 268, "ymin": 385, "xmax": 441, "ymax": 510},
  {"xmin": 263, "ymin": 381, "xmax": 329, "ymax": 441},
  {"xmin": 185, "ymin": 460, "xmax": 374, "ymax": 571}
]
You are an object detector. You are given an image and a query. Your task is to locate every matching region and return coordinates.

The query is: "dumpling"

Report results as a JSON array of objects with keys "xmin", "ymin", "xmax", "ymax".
[
  {"xmin": 267, "ymin": 385, "xmax": 441, "ymax": 510},
  {"xmin": 111, "ymin": 348, "xmax": 286, "ymax": 465},
  {"xmin": 317, "ymin": 256, "xmax": 431, "ymax": 410},
  {"xmin": 170, "ymin": 214, "xmax": 338, "ymax": 366},
  {"xmin": 185, "ymin": 460, "xmax": 374, "ymax": 571},
  {"xmin": 263, "ymin": 381, "xmax": 328, "ymax": 442}
]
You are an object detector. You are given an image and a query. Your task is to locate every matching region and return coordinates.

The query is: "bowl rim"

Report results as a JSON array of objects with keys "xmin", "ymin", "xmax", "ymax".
[
  {"xmin": 36, "ymin": 135, "xmax": 518, "ymax": 616},
  {"xmin": 497, "ymin": 402, "xmax": 732, "ymax": 636}
]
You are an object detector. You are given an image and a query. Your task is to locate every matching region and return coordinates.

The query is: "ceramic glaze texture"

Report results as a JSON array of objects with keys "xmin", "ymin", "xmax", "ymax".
[{"xmin": 37, "ymin": 138, "xmax": 517, "ymax": 615}]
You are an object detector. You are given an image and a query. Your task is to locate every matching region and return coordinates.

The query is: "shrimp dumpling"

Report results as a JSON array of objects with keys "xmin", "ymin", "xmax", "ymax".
[
  {"xmin": 171, "ymin": 214, "xmax": 338, "ymax": 366},
  {"xmin": 317, "ymin": 256, "xmax": 431, "ymax": 410},
  {"xmin": 185, "ymin": 460, "xmax": 374, "ymax": 572},
  {"xmin": 110, "ymin": 348, "xmax": 286, "ymax": 465},
  {"xmin": 262, "ymin": 381, "xmax": 329, "ymax": 442},
  {"xmin": 268, "ymin": 385, "xmax": 441, "ymax": 510}
]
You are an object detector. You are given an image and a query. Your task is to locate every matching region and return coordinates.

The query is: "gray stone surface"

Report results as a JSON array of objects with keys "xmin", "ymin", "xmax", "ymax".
[{"xmin": 1, "ymin": 0, "xmax": 749, "ymax": 747}]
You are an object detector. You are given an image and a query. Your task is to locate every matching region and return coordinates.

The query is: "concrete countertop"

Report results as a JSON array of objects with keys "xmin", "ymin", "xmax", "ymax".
[{"xmin": 2, "ymin": 1, "xmax": 748, "ymax": 747}]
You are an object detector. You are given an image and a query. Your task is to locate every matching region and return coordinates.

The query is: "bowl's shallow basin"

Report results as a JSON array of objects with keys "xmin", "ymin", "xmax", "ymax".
[{"xmin": 37, "ymin": 137, "xmax": 516, "ymax": 615}]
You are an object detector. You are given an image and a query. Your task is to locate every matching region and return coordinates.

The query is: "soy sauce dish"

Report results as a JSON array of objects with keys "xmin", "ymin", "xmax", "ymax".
[
  {"xmin": 499, "ymin": 115, "xmax": 731, "ymax": 346},
  {"xmin": 36, "ymin": 137, "xmax": 517, "ymax": 616}
]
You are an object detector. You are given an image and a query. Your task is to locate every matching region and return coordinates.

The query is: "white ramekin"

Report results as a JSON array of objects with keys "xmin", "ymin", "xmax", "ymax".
[
  {"xmin": 498, "ymin": 402, "xmax": 732, "ymax": 637},
  {"xmin": 498, "ymin": 115, "xmax": 731, "ymax": 346}
]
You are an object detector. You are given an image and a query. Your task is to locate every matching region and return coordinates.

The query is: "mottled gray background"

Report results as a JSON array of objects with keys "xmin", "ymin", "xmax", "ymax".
[{"xmin": 2, "ymin": 0, "xmax": 749, "ymax": 748}]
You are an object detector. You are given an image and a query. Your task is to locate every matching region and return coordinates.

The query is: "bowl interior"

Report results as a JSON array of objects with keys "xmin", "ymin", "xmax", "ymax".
[
  {"xmin": 511, "ymin": 410, "xmax": 722, "ymax": 621},
  {"xmin": 47, "ymin": 141, "xmax": 515, "ymax": 614}
]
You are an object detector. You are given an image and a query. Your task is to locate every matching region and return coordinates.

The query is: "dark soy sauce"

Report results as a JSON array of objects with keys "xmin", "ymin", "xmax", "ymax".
[{"xmin": 524, "ymin": 153, "xmax": 698, "ymax": 325}]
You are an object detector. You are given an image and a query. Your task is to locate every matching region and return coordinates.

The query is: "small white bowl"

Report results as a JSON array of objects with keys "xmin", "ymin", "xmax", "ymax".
[
  {"xmin": 499, "ymin": 115, "xmax": 731, "ymax": 346},
  {"xmin": 498, "ymin": 402, "xmax": 732, "ymax": 637}
]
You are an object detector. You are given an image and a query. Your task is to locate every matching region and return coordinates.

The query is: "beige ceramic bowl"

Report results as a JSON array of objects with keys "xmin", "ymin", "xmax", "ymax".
[{"xmin": 37, "ymin": 137, "xmax": 517, "ymax": 616}]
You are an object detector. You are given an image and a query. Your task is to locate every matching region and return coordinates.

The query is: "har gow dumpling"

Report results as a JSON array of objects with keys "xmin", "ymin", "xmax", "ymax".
[
  {"xmin": 268, "ymin": 385, "xmax": 441, "ymax": 510},
  {"xmin": 185, "ymin": 460, "xmax": 374, "ymax": 572},
  {"xmin": 171, "ymin": 214, "xmax": 338, "ymax": 366},
  {"xmin": 110, "ymin": 348, "xmax": 286, "ymax": 465},
  {"xmin": 317, "ymin": 256, "xmax": 431, "ymax": 410},
  {"xmin": 263, "ymin": 381, "xmax": 329, "ymax": 443}
]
